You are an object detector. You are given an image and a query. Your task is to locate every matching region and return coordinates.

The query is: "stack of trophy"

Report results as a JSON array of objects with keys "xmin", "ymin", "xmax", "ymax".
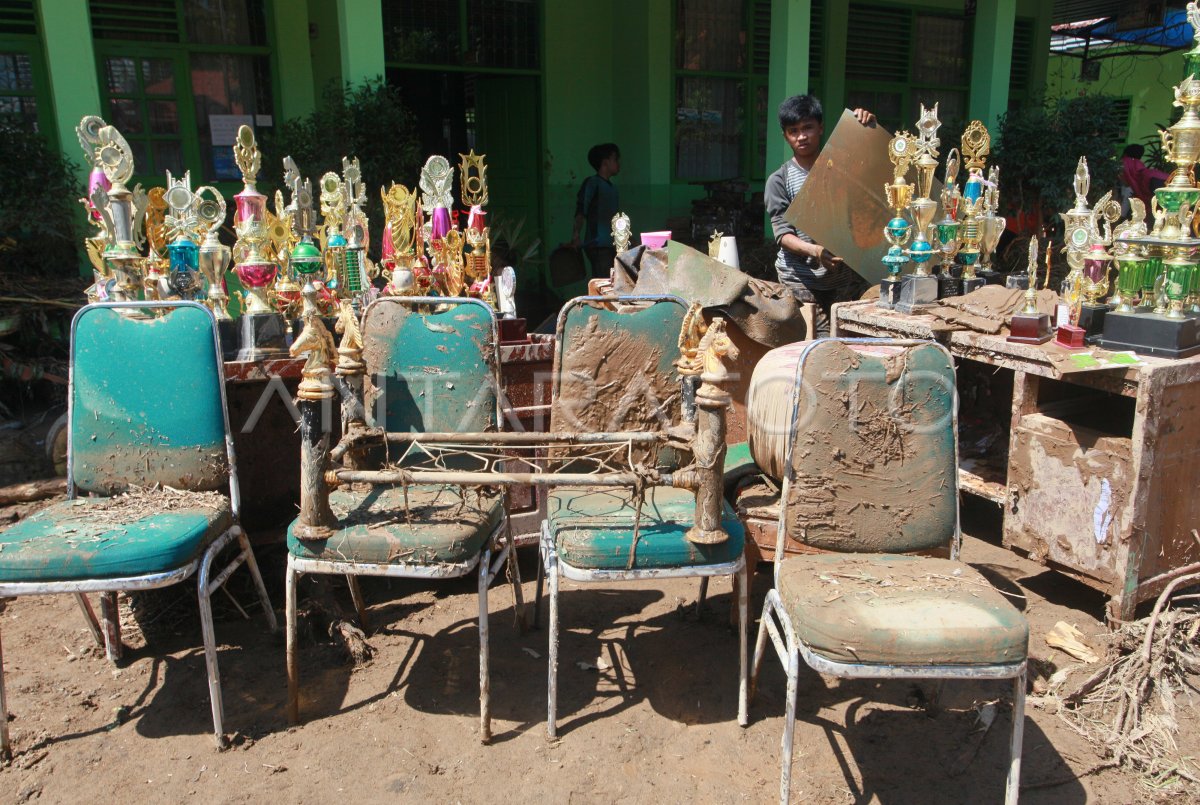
[
  {"xmin": 76, "ymin": 117, "xmax": 521, "ymax": 360},
  {"xmin": 879, "ymin": 105, "xmax": 1008, "ymax": 313}
]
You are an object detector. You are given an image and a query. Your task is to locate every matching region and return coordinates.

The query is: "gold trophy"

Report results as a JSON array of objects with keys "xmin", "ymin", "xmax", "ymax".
[
  {"xmin": 956, "ymin": 120, "xmax": 990, "ymax": 295},
  {"xmin": 879, "ymin": 130, "xmax": 914, "ymax": 308},
  {"xmin": 896, "ymin": 103, "xmax": 941, "ymax": 313},
  {"xmin": 612, "ymin": 212, "xmax": 632, "ymax": 253},
  {"xmin": 196, "ymin": 185, "xmax": 232, "ymax": 320},
  {"xmin": 81, "ymin": 123, "xmax": 144, "ymax": 303},
  {"xmin": 232, "ymin": 126, "xmax": 278, "ymax": 316},
  {"xmin": 1007, "ymin": 236, "xmax": 1052, "ymax": 344},
  {"xmin": 380, "ymin": 182, "xmax": 422, "ymax": 296},
  {"xmin": 933, "ymin": 148, "xmax": 962, "ymax": 295}
]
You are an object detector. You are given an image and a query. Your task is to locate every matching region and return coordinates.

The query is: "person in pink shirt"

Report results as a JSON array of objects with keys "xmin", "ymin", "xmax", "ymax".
[{"xmin": 1121, "ymin": 143, "xmax": 1169, "ymax": 212}]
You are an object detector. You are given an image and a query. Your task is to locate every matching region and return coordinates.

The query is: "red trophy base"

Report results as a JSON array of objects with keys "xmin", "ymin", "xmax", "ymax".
[
  {"xmin": 1055, "ymin": 323, "xmax": 1087, "ymax": 350},
  {"xmin": 1007, "ymin": 312, "xmax": 1052, "ymax": 344}
]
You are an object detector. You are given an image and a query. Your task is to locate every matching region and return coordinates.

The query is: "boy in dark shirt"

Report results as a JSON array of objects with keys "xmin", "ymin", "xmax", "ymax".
[
  {"xmin": 571, "ymin": 143, "xmax": 621, "ymax": 277},
  {"xmin": 764, "ymin": 95, "xmax": 874, "ymax": 336}
]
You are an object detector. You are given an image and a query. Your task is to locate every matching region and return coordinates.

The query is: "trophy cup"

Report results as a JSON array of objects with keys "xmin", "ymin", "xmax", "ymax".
[
  {"xmin": 142, "ymin": 187, "xmax": 170, "ymax": 300},
  {"xmin": 80, "ymin": 122, "xmax": 145, "ymax": 303},
  {"xmin": 341, "ymin": 157, "xmax": 372, "ymax": 306},
  {"xmin": 978, "ymin": 166, "xmax": 1007, "ymax": 285},
  {"xmin": 287, "ymin": 168, "xmax": 326, "ymax": 309},
  {"xmin": 1188, "ymin": 1, "xmax": 1200, "ymax": 80},
  {"xmin": 612, "ymin": 212, "xmax": 632, "ymax": 253},
  {"xmin": 232, "ymin": 125, "xmax": 287, "ymax": 360},
  {"xmin": 421, "ymin": 155, "xmax": 455, "ymax": 295},
  {"xmin": 896, "ymin": 103, "xmax": 942, "ymax": 314},
  {"xmin": 319, "ymin": 168, "xmax": 349, "ymax": 300},
  {"xmin": 1007, "ymin": 236, "xmax": 1052, "ymax": 344},
  {"xmin": 76, "ymin": 116, "xmax": 114, "ymax": 302},
  {"xmin": 955, "ymin": 120, "xmax": 991, "ymax": 295},
  {"xmin": 195, "ymin": 185, "xmax": 232, "ymax": 321},
  {"xmin": 380, "ymin": 182, "xmax": 421, "ymax": 297},
  {"xmin": 880, "ymin": 130, "xmax": 914, "ymax": 308},
  {"xmin": 1110, "ymin": 200, "xmax": 1148, "ymax": 313},
  {"xmin": 933, "ymin": 148, "xmax": 962, "ymax": 298},
  {"xmin": 459, "ymin": 150, "xmax": 496, "ymax": 308},
  {"xmin": 162, "ymin": 170, "xmax": 203, "ymax": 300}
]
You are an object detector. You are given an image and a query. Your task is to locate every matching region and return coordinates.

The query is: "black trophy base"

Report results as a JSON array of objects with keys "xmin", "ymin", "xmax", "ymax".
[
  {"xmin": 1077, "ymin": 303, "xmax": 1108, "ymax": 340},
  {"xmin": 896, "ymin": 274, "xmax": 938, "ymax": 315},
  {"xmin": 217, "ymin": 319, "xmax": 240, "ymax": 362},
  {"xmin": 1097, "ymin": 309, "xmax": 1200, "ymax": 359},
  {"xmin": 1007, "ymin": 312, "xmax": 1052, "ymax": 344},
  {"xmin": 1005, "ymin": 274, "xmax": 1030, "ymax": 291},
  {"xmin": 937, "ymin": 273, "xmax": 961, "ymax": 299},
  {"xmin": 878, "ymin": 278, "xmax": 902, "ymax": 309},
  {"xmin": 978, "ymin": 269, "xmax": 1005, "ymax": 286},
  {"xmin": 237, "ymin": 313, "xmax": 289, "ymax": 362},
  {"xmin": 961, "ymin": 276, "xmax": 987, "ymax": 295}
]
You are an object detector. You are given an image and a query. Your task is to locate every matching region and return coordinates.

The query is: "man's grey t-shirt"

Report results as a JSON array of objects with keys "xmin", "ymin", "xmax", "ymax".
[{"xmin": 764, "ymin": 158, "xmax": 835, "ymax": 291}]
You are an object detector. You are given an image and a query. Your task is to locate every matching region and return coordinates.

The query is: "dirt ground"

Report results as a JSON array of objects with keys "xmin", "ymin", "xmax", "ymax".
[{"xmin": 0, "ymin": 497, "xmax": 1195, "ymax": 804}]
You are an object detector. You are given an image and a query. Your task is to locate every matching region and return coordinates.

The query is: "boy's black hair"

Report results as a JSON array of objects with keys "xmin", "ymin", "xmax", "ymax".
[
  {"xmin": 588, "ymin": 143, "xmax": 620, "ymax": 171},
  {"xmin": 778, "ymin": 95, "xmax": 823, "ymax": 128},
  {"xmin": 1122, "ymin": 143, "xmax": 1145, "ymax": 159}
]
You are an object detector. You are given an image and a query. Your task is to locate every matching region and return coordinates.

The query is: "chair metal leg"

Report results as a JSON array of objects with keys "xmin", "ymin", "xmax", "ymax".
[
  {"xmin": 533, "ymin": 538, "xmax": 546, "ymax": 630},
  {"xmin": 0, "ymin": 626, "xmax": 10, "ymax": 760},
  {"xmin": 737, "ymin": 564, "xmax": 749, "ymax": 727},
  {"xmin": 75, "ymin": 594, "xmax": 104, "ymax": 647},
  {"xmin": 696, "ymin": 576, "xmax": 709, "ymax": 618},
  {"xmin": 546, "ymin": 552, "xmax": 559, "ymax": 739},
  {"xmin": 1005, "ymin": 669, "xmax": 1026, "ymax": 805},
  {"xmin": 234, "ymin": 528, "xmax": 277, "ymax": 632},
  {"xmin": 479, "ymin": 548, "xmax": 492, "ymax": 744},
  {"xmin": 779, "ymin": 649, "xmax": 800, "ymax": 805},
  {"xmin": 285, "ymin": 560, "xmax": 300, "ymax": 725},
  {"xmin": 197, "ymin": 541, "xmax": 226, "ymax": 748},
  {"xmin": 99, "ymin": 591, "xmax": 122, "ymax": 662},
  {"xmin": 750, "ymin": 598, "xmax": 771, "ymax": 704},
  {"xmin": 346, "ymin": 575, "xmax": 369, "ymax": 632}
]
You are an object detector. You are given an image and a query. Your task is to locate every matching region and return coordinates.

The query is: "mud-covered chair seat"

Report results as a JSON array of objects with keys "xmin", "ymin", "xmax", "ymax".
[
  {"xmin": 547, "ymin": 486, "xmax": 744, "ymax": 571},
  {"xmin": 749, "ymin": 339, "xmax": 1029, "ymax": 805},
  {"xmin": 0, "ymin": 497, "xmax": 231, "ymax": 581},
  {"xmin": 777, "ymin": 553, "xmax": 1028, "ymax": 667},
  {"xmin": 0, "ymin": 302, "xmax": 277, "ymax": 757},
  {"xmin": 287, "ymin": 484, "xmax": 502, "ymax": 567}
]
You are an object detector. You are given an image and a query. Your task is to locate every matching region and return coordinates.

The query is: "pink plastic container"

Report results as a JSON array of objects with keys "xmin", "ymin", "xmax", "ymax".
[{"xmin": 640, "ymin": 231, "xmax": 671, "ymax": 249}]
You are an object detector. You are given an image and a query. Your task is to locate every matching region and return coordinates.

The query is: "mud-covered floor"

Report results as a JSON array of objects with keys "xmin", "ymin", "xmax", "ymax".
[{"xmin": 0, "ymin": 497, "xmax": 1191, "ymax": 804}]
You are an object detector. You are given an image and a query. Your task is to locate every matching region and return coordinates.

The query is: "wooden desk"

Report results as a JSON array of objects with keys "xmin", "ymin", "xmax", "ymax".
[{"xmin": 833, "ymin": 299, "xmax": 1200, "ymax": 621}]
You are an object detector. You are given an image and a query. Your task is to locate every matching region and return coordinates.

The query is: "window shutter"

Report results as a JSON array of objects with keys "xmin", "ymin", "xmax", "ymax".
[
  {"xmin": 89, "ymin": 0, "xmax": 180, "ymax": 43},
  {"xmin": 1009, "ymin": 17, "xmax": 1034, "ymax": 99},
  {"xmin": 845, "ymin": 3, "xmax": 910, "ymax": 82},
  {"xmin": 0, "ymin": 0, "xmax": 36, "ymax": 36}
]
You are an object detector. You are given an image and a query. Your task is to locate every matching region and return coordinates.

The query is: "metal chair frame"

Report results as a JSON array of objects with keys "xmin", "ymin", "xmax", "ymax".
[
  {"xmin": 536, "ymin": 295, "xmax": 749, "ymax": 738},
  {"xmin": 284, "ymin": 296, "xmax": 515, "ymax": 742},
  {"xmin": 0, "ymin": 301, "xmax": 278, "ymax": 755},
  {"xmin": 748, "ymin": 337, "xmax": 1026, "ymax": 805}
]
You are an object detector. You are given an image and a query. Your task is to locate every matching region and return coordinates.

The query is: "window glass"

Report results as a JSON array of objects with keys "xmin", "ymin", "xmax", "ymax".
[
  {"xmin": 142, "ymin": 58, "xmax": 175, "ymax": 95},
  {"xmin": 148, "ymin": 99, "xmax": 178, "ymax": 134},
  {"xmin": 912, "ymin": 16, "xmax": 967, "ymax": 86},
  {"xmin": 676, "ymin": 0, "xmax": 746, "ymax": 72},
  {"xmin": 0, "ymin": 94, "xmax": 38, "ymax": 130},
  {"xmin": 190, "ymin": 53, "xmax": 272, "ymax": 180},
  {"xmin": 675, "ymin": 76, "xmax": 743, "ymax": 180},
  {"xmin": 467, "ymin": 0, "xmax": 539, "ymax": 69},
  {"xmin": 110, "ymin": 97, "xmax": 143, "ymax": 133},
  {"xmin": 105, "ymin": 57, "xmax": 137, "ymax": 95},
  {"xmin": 184, "ymin": 0, "xmax": 267, "ymax": 46},
  {"xmin": 0, "ymin": 53, "xmax": 33, "ymax": 91},
  {"xmin": 383, "ymin": 0, "xmax": 462, "ymax": 65}
]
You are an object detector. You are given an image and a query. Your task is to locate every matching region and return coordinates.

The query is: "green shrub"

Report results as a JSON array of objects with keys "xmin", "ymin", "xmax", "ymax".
[
  {"xmin": 0, "ymin": 122, "xmax": 80, "ymax": 277},
  {"xmin": 993, "ymin": 94, "xmax": 1123, "ymax": 232}
]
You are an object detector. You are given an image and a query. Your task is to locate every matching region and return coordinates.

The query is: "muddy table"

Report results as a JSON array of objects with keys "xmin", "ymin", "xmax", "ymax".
[
  {"xmin": 222, "ymin": 333, "xmax": 555, "ymax": 538},
  {"xmin": 833, "ymin": 299, "xmax": 1200, "ymax": 622}
]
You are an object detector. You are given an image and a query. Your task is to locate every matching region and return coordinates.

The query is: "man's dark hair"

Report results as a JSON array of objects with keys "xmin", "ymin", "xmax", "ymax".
[
  {"xmin": 1122, "ymin": 143, "xmax": 1145, "ymax": 159},
  {"xmin": 778, "ymin": 95, "xmax": 823, "ymax": 128},
  {"xmin": 588, "ymin": 143, "xmax": 620, "ymax": 171}
]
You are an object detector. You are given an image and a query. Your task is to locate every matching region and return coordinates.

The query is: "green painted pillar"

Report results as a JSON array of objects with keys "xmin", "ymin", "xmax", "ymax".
[
  {"xmin": 36, "ymin": 0, "xmax": 101, "ymax": 178},
  {"xmin": 968, "ymin": 0, "xmax": 1016, "ymax": 130},
  {"xmin": 766, "ymin": 0, "xmax": 811, "ymax": 171},
  {"xmin": 336, "ymin": 0, "xmax": 386, "ymax": 87},
  {"xmin": 272, "ymin": 0, "xmax": 316, "ymax": 119},
  {"xmin": 820, "ymin": 0, "xmax": 848, "ymax": 121}
]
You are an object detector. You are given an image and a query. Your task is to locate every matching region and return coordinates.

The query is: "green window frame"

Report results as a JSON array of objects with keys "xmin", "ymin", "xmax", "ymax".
[
  {"xmin": 89, "ymin": 0, "xmax": 278, "ymax": 190},
  {"xmin": 0, "ymin": 0, "xmax": 57, "ymax": 141},
  {"xmin": 672, "ymin": 0, "xmax": 772, "ymax": 184}
]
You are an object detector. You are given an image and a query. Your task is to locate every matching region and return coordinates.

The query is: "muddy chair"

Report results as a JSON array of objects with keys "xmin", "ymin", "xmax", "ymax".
[
  {"xmin": 0, "ymin": 301, "xmax": 277, "ymax": 754},
  {"xmin": 285, "ymin": 296, "xmax": 515, "ymax": 742},
  {"xmin": 748, "ymin": 338, "xmax": 1029, "ymax": 804},
  {"xmin": 536, "ymin": 295, "xmax": 749, "ymax": 738}
]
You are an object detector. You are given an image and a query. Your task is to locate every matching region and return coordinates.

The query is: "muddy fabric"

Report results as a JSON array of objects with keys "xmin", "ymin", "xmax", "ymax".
[
  {"xmin": 778, "ymin": 553, "xmax": 1028, "ymax": 666},
  {"xmin": 287, "ymin": 485, "xmax": 502, "ymax": 567},
  {"xmin": 0, "ymin": 498, "xmax": 231, "ymax": 581},
  {"xmin": 610, "ymin": 244, "xmax": 809, "ymax": 347},
  {"xmin": 785, "ymin": 341, "xmax": 956, "ymax": 553},
  {"xmin": 723, "ymin": 442, "xmax": 759, "ymax": 492},
  {"xmin": 548, "ymin": 486, "xmax": 745, "ymax": 571},
  {"xmin": 927, "ymin": 286, "xmax": 1060, "ymax": 335}
]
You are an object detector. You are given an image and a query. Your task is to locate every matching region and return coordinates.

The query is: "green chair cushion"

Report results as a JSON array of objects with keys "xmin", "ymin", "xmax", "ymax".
[
  {"xmin": 548, "ymin": 486, "xmax": 745, "ymax": 571},
  {"xmin": 0, "ymin": 496, "xmax": 231, "ymax": 582},
  {"xmin": 778, "ymin": 553, "xmax": 1028, "ymax": 667},
  {"xmin": 287, "ymin": 484, "xmax": 503, "ymax": 566},
  {"xmin": 723, "ymin": 441, "xmax": 759, "ymax": 489}
]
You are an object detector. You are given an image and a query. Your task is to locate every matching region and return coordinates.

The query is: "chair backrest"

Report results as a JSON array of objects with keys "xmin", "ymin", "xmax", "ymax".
[
  {"xmin": 361, "ymin": 296, "xmax": 499, "ymax": 435},
  {"xmin": 550, "ymin": 296, "xmax": 686, "ymax": 467},
  {"xmin": 69, "ymin": 302, "xmax": 231, "ymax": 497},
  {"xmin": 774, "ymin": 338, "xmax": 959, "ymax": 578}
]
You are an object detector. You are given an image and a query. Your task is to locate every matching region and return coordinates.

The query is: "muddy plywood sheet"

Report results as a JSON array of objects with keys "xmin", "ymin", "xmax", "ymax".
[
  {"xmin": 784, "ymin": 341, "xmax": 956, "ymax": 553},
  {"xmin": 787, "ymin": 111, "xmax": 943, "ymax": 283}
]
